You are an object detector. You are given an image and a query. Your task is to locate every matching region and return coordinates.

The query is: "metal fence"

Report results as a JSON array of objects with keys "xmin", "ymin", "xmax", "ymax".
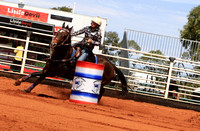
[
  {"xmin": 106, "ymin": 29, "xmax": 200, "ymax": 105},
  {"xmin": 0, "ymin": 25, "xmax": 52, "ymax": 76},
  {"xmin": 104, "ymin": 44, "xmax": 200, "ymax": 105},
  {"xmin": 0, "ymin": 24, "xmax": 200, "ymax": 106},
  {"xmin": 125, "ymin": 29, "xmax": 200, "ymax": 62}
]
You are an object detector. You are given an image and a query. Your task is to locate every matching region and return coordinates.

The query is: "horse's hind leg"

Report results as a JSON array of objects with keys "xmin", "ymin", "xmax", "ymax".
[
  {"xmin": 15, "ymin": 72, "xmax": 43, "ymax": 86},
  {"xmin": 24, "ymin": 75, "xmax": 46, "ymax": 93},
  {"xmin": 98, "ymin": 86, "xmax": 105, "ymax": 102}
]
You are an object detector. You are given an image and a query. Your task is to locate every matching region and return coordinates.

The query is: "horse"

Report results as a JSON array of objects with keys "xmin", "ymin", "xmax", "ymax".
[{"xmin": 15, "ymin": 23, "xmax": 128, "ymax": 102}]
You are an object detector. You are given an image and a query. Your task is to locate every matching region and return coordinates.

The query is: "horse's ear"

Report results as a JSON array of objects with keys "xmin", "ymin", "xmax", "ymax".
[
  {"xmin": 69, "ymin": 26, "xmax": 73, "ymax": 32},
  {"xmin": 62, "ymin": 22, "xmax": 65, "ymax": 28},
  {"xmin": 66, "ymin": 25, "xmax": 69, "ymax": 29}
]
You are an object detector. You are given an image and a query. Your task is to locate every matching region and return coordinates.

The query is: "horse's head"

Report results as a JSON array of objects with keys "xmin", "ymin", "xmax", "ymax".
[{"xmin": 51, "ymin": 22, "xmax": 73, "ymax": 49}]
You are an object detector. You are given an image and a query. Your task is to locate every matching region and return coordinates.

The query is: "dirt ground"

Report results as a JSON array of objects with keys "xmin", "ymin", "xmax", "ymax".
[{"xmin": 0, "ymin": 76, "xmax": 200, "ymax": 131}]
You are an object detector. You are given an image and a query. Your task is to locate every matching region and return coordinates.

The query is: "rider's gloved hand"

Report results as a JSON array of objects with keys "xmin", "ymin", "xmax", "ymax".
[{"xmin": 87, "ymin": 38, "xmax": 93, "ymax": 43}]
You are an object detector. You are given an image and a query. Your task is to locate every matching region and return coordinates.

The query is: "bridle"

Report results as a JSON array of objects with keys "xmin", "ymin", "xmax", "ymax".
[
  {"xmin": 51, "ymin": 28, "xmax": 71, "ymax": 49},
  {"xmin": 60, "ymin": 28, "xmax": 71, "ymax": 46}
]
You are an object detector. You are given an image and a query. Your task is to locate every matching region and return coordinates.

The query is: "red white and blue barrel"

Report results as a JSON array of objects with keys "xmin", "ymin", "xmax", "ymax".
[{"xmin": 69, "ymin": 60, "xmax": 105, "ymax": 104}]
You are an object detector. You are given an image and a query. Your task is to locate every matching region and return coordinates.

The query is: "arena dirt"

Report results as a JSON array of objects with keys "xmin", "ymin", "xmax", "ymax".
[{"xmin": 0, "ymin": 76, "xmax": 199, "ymax": 130}]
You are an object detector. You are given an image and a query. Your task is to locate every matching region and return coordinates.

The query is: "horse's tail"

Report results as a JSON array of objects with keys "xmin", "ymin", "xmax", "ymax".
[{"xmin": 113, "ymin": 65, "xmax": 128, "ymax": 95}]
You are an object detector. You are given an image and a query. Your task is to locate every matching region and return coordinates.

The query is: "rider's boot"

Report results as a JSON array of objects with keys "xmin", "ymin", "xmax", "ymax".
[
  {"xmin": 69, "ymin": 47, "xmax": 81, "ymax": 65},
  {"xmin": 75, "ymin": 47, "xmax": 81, "ymax": 60}
]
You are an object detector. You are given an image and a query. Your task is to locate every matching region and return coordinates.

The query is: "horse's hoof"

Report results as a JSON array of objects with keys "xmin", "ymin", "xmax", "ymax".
[
  {"xmin": 21, "ymin": 89, "xmax": 30, "ymax": 93},
  {"xmin": 121, "ymin": 90, "xmax": 128, "ymax": 96},
  {"xmin": 14, "ymin": 79, "xmax": 21, "ymax": 86},
  {"xmin": 14, "ymin": 81, "xmax": 21, "ymax": 86}
]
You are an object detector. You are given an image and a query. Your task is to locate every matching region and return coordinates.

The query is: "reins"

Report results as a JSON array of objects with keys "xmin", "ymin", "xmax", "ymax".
[
  {"xmin": 50, "ymin": 28, "xmax": 72, "ymax": 62},
  {"xmin": 60, "ymin": 33, "xmax": 70, "ymax": 46}
]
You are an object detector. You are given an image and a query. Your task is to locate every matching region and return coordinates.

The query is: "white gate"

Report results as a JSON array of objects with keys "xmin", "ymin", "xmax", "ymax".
[
  {"xmin": 101, "ymin": 29, "xmax": 200, "ymax": 106},
  {"xmin": 0, "ymin": 23, "xmax": 200, "ymax": 106}
]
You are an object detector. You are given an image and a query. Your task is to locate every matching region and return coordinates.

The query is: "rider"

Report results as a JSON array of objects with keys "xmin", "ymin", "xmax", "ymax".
[{"xmin": 71, "ymin": 16, "xmax": 102, "ymax": 61}]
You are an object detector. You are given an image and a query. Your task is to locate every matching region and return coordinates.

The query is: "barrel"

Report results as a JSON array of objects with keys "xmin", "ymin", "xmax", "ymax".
[{"xmin": 69, "ymin": 60, "xmax": 105, "ymax": 104}]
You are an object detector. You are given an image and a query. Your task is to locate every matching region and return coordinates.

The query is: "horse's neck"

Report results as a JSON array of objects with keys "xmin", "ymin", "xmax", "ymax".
[
  {"xmin": 51, "ymin": 46, "xmax": 72, "ymax": 60},
  {"xmin": 64, "ymin": 46, "xmax": 73, "ymax": 59}
]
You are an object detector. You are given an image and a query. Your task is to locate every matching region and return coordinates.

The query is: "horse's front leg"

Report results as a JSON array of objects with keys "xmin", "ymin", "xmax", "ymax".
[
  {"xmin": 14, "ymin": 72, "xmax": 43, "ymax": 86},
  {"xmin": 24, "ymin": 75, "xmax": 46, "ymax": 93}
]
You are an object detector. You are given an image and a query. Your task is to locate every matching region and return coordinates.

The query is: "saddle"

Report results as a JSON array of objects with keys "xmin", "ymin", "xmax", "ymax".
[
  {"xmin": 47, "ymin": 47, "xmax": 97, "ymax": 65},
  {"xmin": 71, "ymin": 48, "xmax": 97, "ymax": 64}
]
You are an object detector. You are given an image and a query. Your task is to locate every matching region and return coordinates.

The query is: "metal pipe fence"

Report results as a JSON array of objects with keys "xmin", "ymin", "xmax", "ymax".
[
  {"xmin": 103, "ymin": 44, "xmax": 200, "ymax": 105},
  {"xmin": 0, "ymin": 24, "xmax": 53, "ymax": 73},
  {"xmin": 125, "ymin": 29, "xmax": 200, "ymax": 62},
  {"xmin": 0, "ymin": 24, "xmax": 200, "ymax": 106}
]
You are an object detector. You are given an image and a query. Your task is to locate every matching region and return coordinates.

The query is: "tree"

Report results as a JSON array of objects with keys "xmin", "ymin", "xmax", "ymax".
[
  {"xmin": 180, "ymin": 6, "xmax": 200, "ymax": 41},
  {"xmin": 103, "ymin": 31, "xmax": 141, "ymax": 65},
  {"xmin": 118, "ymin": 40, "xmax": 141, "ymax": 52},
  {"xmin": 102, "ymin": 31, "xmax": 120, "ymax": 64},
  {"xmin": 139, "ymin": 50, "xmax": 168, "ymax": 82},
  {"xmin": 51, "ymin": 6, "xmax": 72, "ymax": 12},
  {"xmin": 180, "ymin": 5, "xmax": 200, "ymax": 62},
  {"xmin": 118, "ymin": 39, "xmax": 141, "ymax": 68},
  {"xmin": 139, "ymin": 50, "xmax": 164, "ymax": 64},
  {"xmin": 127, "ymin": 40, "xmax": 141, "ymax": 51}
]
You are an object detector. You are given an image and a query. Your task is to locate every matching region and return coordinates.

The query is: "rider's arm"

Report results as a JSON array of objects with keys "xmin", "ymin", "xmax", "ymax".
[
  {"xmin": 91, "ymin": 31, "xmax": 102, "ymax": 46},
  {"xmin": 71, "ymin": 27, "xmax": 87, "ymax": 36}
]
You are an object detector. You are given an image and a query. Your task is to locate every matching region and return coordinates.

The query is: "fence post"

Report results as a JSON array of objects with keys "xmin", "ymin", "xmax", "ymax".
[
  {"xmin": 20, "ymin": 31, "xmax": 31, "ymax": 74},
  {"xmin": 164, "ymin": 57, "xmax": 175, "ymax": 99},
  {"xmin": 120, "ymin": 30, "xmax": 129, "ymax": 76}
]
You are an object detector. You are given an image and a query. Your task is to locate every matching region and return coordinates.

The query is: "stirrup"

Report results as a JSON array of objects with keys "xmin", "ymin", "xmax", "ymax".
[
  {"xmin": 68, "ymin": 58, "xmax": 74, "ymax": 64},
  {"xmin": 75, "ymin": 50, "xmax": 81, "ymax": 59}
]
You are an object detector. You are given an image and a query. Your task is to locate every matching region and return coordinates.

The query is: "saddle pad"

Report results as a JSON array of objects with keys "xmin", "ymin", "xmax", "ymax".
[{"xmin": 71, "ymin": 49, "xmax": 98, "ymax": 64}]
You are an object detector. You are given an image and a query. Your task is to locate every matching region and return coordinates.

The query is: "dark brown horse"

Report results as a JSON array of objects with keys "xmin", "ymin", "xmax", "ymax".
[{"xmin": 15, "ymin": 23, "xmax": 128, "ymax": 101}]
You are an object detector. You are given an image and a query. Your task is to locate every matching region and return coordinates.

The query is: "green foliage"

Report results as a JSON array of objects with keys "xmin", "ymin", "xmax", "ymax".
[
  {"xmin": 180, "ymin": 6, "xmax": 200, "ymax": 41},
  {"xmin": 118, "ymin": 40, "xmax": 141, "ymax": 51},
  {"xmin": 51, "ymin": 6, "xmax": 72, "ymax": 12},
  {"xmin": 181, "ymin": 51, "xmax": 190, "ymax": 60},
  {"xmin": 180, "ymin": 5, "xmax": 200, "ymax": 62},
  {"xmin": 139, "ymin": 50, "xmax": 168, "ymax": 82},
  {"xmin": 35, "ymin": 62, "xmax": 45, "ymax": 68},
  {"xmin": 103, "ymin": 31, "xmax": 141, "ymax": 65},
  {"xmin": 139, "ymin": 50, "xmax": 166, "ymax": 64},
  {"xmin": 103, "ymin": 31, "xmax": 120, "ymax": 47},
  {"xmin": 128, "ymin": 40, "xmax": 141, "ymax": 51},
  {"xmin": 102, "ymin": 31, "xmax": 121, "ymax": 64},
  {"xmin": 119, "ymin": 40, "xmax": 141, "ymax": 68}
]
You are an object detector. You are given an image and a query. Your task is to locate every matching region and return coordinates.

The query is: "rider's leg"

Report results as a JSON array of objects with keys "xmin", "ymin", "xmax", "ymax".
[
  {"xmin": 78, "ymin": 50, "xmax": 89, "ymax": 61},
  {"xmin": 75, "ymin": 47, "xmax": 81, "ymax": 59},
  {"xmin": 73, "ymin": 43, "xmax": 82, "ymax": 60}
]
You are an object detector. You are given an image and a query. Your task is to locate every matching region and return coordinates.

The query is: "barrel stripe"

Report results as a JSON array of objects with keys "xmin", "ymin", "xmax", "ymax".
[
  {"xmin": 69, "ymin": 96, "xmax": 97, "ymax": 104},
  {"xmin": 69, "ymin": 99, "xmax": 97, "ymax": 104},
  {"xmin": 76, "ymin": 60, "xmax": 104, "ymax": 70},
  {"xmin": 69, "ymin": 61, "xmax": 104, "ymax": 104},
  {"xmin": 75, "ymin": 72, "xmax": 102, "ymax": 80},
  {"xmin": 75, "ymin": 67, "xmax": 104, "ymax": 76},
  {"xmin": 70, "ymin": 90, "xmax": 99, "ymax": 99}
]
